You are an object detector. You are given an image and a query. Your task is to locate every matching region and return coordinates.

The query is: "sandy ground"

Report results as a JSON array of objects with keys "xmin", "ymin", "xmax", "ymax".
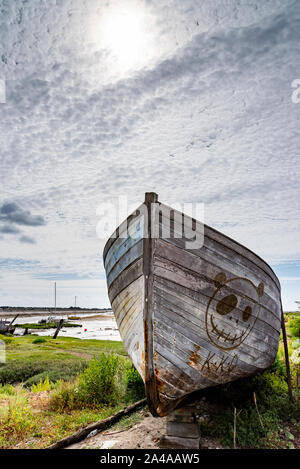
[
  {"xmin": 66, "ymin": 411, "xmax": 168, "ymax": 450},
  {"xmin": 65, "ymin": 409, "xmax": 222, "ymax": 450}
]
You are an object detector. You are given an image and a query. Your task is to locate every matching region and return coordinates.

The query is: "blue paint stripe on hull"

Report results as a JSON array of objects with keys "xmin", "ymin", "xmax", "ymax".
[{"xmin": 106, "ymin": 239, "xmax": 144, "ymax": 288}]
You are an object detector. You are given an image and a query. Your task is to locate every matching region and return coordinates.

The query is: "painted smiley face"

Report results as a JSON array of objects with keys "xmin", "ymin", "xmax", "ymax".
[{"xmin": 205, "ymin": 273, "xmax": 264, "ymax": 351}]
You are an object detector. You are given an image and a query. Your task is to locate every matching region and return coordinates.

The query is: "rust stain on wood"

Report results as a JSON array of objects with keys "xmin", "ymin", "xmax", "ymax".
[{"xmin": 188, "ymin": 350, "xmax": 200, "ymax": 367}]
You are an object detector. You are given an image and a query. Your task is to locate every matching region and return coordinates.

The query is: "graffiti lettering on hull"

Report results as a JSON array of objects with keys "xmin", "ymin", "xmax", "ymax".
[{"xmin": 189, "ymin": 347, "xmax": 238, "ymax": 382}]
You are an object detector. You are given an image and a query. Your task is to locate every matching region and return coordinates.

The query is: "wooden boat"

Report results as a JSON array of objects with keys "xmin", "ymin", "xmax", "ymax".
[{"xmin": 103, "ymin": 193, "xmax": 282, "ymax": 417}]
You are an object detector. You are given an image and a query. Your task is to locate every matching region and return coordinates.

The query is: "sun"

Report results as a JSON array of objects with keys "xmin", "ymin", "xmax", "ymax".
[{"xmin": 95, "ymin": 2, "xmax": 155, "ymax": 75}]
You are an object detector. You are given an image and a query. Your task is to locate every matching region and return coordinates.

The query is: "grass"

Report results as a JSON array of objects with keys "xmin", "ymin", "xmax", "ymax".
[
  {"xmin": 0, "ymin": 336, "xmax": 144, "ymax": 449},
  {"xmin": 0, "ymin": 383, "xmax": 125, "ymax": 449},
  {"xmin": 0, "ymin": 334, "xmax": 126, "ymax": 386},
  {"xmin": 195, "ymin": 312, "xmax": 300, "ymax": 449},
  {"xmin": 197, "ymin": 364, "xmax": 300, "ymax": 449},
  {"xmin": 108, "ymin": 408, "xmax": 146, "ymax": 432},
  {"xmin": 15, "ymin": 322, "xmax": 81, "ymax": 329}
]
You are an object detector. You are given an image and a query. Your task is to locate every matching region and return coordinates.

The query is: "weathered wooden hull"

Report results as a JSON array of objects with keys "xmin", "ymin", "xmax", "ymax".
[{"xmin": 103, "ymin": 193, "xmax": 282, "ymax": 417}]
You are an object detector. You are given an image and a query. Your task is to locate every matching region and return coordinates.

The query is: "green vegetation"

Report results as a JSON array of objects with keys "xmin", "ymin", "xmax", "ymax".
[
  {"xmin": 196, "ymin": 313, "xmax": 300, "ymax": 449},
  {"xmin": 198, "ymin": 362, "xmax": 300, "ymax": 448},
  {"xmin": 30, "ymin": 376, "xmax": 51, "ymax": 393},
  {"xmin": 32, "ymin": 337, "xmax": 47, "ymax": 344},
  {"xmin": 0, "ymin": 334, "xmax": 126, "ymax": 386},
  {"xmin": 289, "ymin": 316, "xmax": 300, "ymax": 338},
  {"xmin": 77, "ymin": 354, "xmax": 122, "ymax": 406},
  {"xmin": 0, "ymin": 335, "xmax": 144, "ymax": 448},
  {"xmin": 50, "ymin": 354, "xmax": 128, "ymax": 411},
  {"xmin": 108, "ymin": 408, "xmax": 145, "ymax": 432},
  {"xmin": 0, "ymin": 391, "xmax": 38, "ymax": 448},
  {"xmin": 124, "ymin": 362, "xmax": 145, "ymax": 402},
  {"xmin": 15, "ymin": 322, "xmax": 81, "ymax": 329},
  {"xmin": 49, "ymin": 354, "xmax": 145, "ymax": 413}
]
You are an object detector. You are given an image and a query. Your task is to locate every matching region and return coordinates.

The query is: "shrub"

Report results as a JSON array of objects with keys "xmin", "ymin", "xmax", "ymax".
[
  {"xmin": 124, "ymin": 362, "xmax": 145, "ymax": 402},
  {"xmin": 32, "ymin": 338, "xmax": 47, "ymax": 344},
  {"xmin": 0, "ymin": 383, "xmax": 16, "ymax": 397},
  {"xmin": 77, "ymin": 354, "xmax": 122, "ymax": 406},
  {"xmin": 0, "ymin": 359, "xmax": 88, "ymax": 385},
  {"xmin": 50, "ymin": 354, "xmax": 124, "ymax": 410},
  {"xmin": 49, "ymin": 379, "xmax": 80, "ymax": 411},
  {"xmin": 289, "ymin": 317, "xmax": 300, "ymax": 338}
]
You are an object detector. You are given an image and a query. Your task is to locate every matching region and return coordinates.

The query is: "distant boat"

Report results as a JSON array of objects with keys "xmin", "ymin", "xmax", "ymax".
[
  {"xmin": 103, "ymin": 193, "xmax": 282, "ymax": 417},
  {"xmin": 0, "ymin": 320, "xmax": 10, "ymax": 333}
]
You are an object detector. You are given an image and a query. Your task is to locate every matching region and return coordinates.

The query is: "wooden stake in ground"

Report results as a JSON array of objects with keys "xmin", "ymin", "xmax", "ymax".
[
  {"xmin": 7, "ymin": 314, "xmax": 19, "ymax": 333},
  {"xmin": 253, "ymin": 392, "xmax": 264, "ymax": 429},
  {"xmin": 280, "ymin": 305, "xmax": 293, "ymax": 402},
  {"xmin": 53, "ymin": 319, "xmax": 64, "ymax": 339},
  {"xmin": 233, "ymin": 408, "xmax": 242, "ymax": 449},
  {"xmin": 233, "ymin": 408, "xmax": 237, "ymax": 449}
]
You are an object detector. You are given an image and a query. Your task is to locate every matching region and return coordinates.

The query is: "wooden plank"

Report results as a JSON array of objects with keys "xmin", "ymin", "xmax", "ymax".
[
  {"xmin": 152, "ymin": 276, "xmax": 279, "ymax": 361},
  {"xmin": 155, "ymin": 340, "xmax": 220, "ymax": 385},
  {"xmin": 153, "ymin": 253, "xmax": 281, "ymax": 331},
  {"xmin": 153, "ymin": 304, "xmax": 275, "ymax": 372},
  {"xmin": 104, "ymin": 216, "xmax": 144, "ymax": 272},
  {"xmin": 154, "ymin": 328, "xmax": 257, "ymax": 397},
  {"xmin": 108, "ymin": 257, "xmax": 143, "ymax": 304},
  {"xmin": 113, "ymin": 289, "xmax": 140, "ymax": 327},
  {"xmin": 157, "ymin": 226, "xmax": 280, "ymax": 303},
  {"xmin": 154, "ymin": 350, "xmax": 196, "ymax": 393},
  {"xmin": 103, "ymin": 205, "xmax": 145, "ymax": 262},
  {"xmin": 155, "ymin": 270, "xmax": 280, "ymax": 336},
  {"xmin": 153, "ymin": 270, "xmax": 280, "ymax": 340},
  {"xmin": 112, "ymin": 276, "xmax": 145, "ymax": 378},
  {"xmin": 156, "ymin": 236, "xmax": 280, "ymax": 305},
  {"xmin": 159, "ymin": 435, "xmax": 200, "ymax": 449},
  {"xmin": 105, "ymin": 232, "xmax": 143, "ymax": 277},
  {"xmin": 157, "ymin": 216, "xmax": 280, "ymax": 299},
  {"xmin": 143, "ymin": 192, "xmax": 159, "ymax": 417},
  {"xmin": 156, "ymin": 202, "xmax": 280, "ymax": 291},
  {"xmin": 47, "ymin": 398, "xmax": 147, "ymax": 449},
  {"xmin": 107, "ymin": 239, "xmax": 143, "ymax": 287},
  {"xmin": 167, "ymin": 422, "xmax": 200, "ymax": 438},
  {"xmin": 153, "ymin": 300, "xmax": 267, "ymax": 368},
  {"xmin": 154, "ymin": 298, "xmax": 277, "ymax": 370}
]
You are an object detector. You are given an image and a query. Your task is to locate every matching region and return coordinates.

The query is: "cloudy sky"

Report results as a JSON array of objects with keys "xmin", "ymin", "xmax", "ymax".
[{"xmin": 0, "ymin": 0, "xmax": 299, "ymax": 310}]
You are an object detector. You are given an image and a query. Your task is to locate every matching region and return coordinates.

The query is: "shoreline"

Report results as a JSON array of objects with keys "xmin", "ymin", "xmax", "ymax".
[{"xmin": 0, "ymin": 309, "xmax": 112, "ymax": 318}]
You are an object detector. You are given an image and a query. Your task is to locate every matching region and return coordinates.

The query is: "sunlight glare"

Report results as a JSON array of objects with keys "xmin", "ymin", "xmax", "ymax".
[{"xmin": 97, "ymin": 3, "xmax": 154, "ymax": 74}]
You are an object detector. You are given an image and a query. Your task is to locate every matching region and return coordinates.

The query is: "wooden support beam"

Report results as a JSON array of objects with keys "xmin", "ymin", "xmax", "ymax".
[
  {"xmin": 160, "ymin": 404, "xmax": 201, "ymax": 449},
  {"xmin": 7, "ymin": 314, "xmax": 19, "ymax": 333},
  {"xmin": 46, "ymin": 398, "xmax": 147, "ymax": 449},
  {"xmin": 53, "ymin": 319, "xmax": 64, "ymax": 339},
  {"xmin": 280, "ymin": 306, "xmax": 293, "ymax": 402}
]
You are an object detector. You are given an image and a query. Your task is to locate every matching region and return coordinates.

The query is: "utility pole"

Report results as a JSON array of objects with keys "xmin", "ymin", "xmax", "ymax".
[
  {"xmin": 54, "ymin": 282, "xmax": 56, "ymax": 313},
  {"xmin": 75, "ymin": 296, "xmax": 77, "ymax": 308}
]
